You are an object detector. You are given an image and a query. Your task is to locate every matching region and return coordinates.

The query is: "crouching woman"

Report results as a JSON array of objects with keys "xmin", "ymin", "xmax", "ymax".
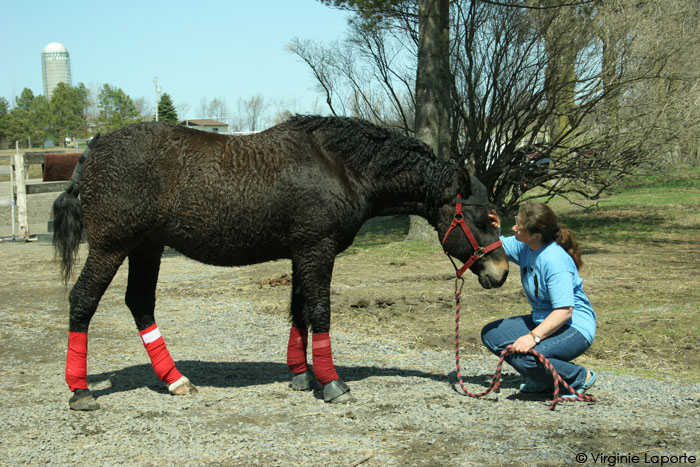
[{"xmin": 482, "ymin": 202, "xmax": 597, "ymax": 397}]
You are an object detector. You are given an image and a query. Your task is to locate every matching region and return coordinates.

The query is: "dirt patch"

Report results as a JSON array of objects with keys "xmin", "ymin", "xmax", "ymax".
[{"xmin": 256, "ymin": 273, "xmax": 292, "ymax": 288}]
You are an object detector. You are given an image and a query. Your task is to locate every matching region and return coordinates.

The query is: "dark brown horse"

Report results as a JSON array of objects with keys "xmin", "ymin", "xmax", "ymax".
[{"xmin": 52, "ymin": 116, "xmax": 508, "ymax": 410}]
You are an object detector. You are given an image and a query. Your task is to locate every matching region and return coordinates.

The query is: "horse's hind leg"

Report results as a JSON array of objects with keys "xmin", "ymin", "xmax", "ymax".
[
  {"xmin": 125, "ymin": 239, "xmax": 196, "ymax": 395},
  {"xmin": 66, "ymin": 248, "xmax": 126, "ymax": 411}
]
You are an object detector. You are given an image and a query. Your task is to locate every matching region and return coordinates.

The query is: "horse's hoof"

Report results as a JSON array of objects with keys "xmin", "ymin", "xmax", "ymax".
[
  {"xmin": 323, "ymin": 379, "xmax": 355, "ymax": 403},
  {"xmin": 69, "ymin": 388, "xmax": 100, "ymax": 411},
  {"xmin": 291, "ymin": 371, "xmax": 321, "ymax": 391},
  {"xmin": 168, "ymin": 376, "xmax": 198, "ymax": 395}
]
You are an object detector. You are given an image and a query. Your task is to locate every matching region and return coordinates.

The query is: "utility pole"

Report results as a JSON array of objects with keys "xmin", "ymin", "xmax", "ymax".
[{"xmin": 153, "ymin": 77, "xmax": 161, "ymax": 122}]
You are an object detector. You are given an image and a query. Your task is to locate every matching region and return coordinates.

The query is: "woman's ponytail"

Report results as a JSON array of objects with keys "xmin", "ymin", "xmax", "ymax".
[{"xmin": 556, "ymin": 224, "xmax": 583, "ymax": 270}]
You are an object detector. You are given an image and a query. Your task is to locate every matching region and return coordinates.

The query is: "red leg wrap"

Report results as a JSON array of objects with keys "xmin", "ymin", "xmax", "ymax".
[
  {"xmin": 312, "ymin": 332, "xmax": 339, "ymax": 384},
  {"xmin": 140, "ymin": 324, "xmax": 183, "ymax": 385},
  {"xmin": 287, "ymin": 327, "xmax": 309, "ymax": 374},
  {"xmin": 66, "ymin": 331, "xmax": 88, "ymax": 391}
]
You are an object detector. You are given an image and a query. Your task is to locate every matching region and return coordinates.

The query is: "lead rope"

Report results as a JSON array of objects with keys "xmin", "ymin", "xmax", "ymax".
[{"xmin": 453, "ymin": 279, "xmax": 596, "ymax": 411}]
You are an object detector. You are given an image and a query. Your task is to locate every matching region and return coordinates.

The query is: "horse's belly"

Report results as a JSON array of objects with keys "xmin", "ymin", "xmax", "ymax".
[{"xmin": 161, "ymin": 225, "xmax": 289, "ymax": 267}]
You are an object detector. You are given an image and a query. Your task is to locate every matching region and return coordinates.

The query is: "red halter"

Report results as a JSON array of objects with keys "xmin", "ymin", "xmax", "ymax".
[{"xmin": 441, "ymin": 193, "xmax": 502, "ymax": 278}]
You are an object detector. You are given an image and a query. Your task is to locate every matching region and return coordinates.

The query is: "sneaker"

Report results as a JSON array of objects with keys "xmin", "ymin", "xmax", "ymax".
[
  {"xmin": 561, "ymin": 371, "xmax": 597, "ymax": 399},
  {"xmin": 519, "ymin": 379, "xmax": 554, "ymax": 393}
]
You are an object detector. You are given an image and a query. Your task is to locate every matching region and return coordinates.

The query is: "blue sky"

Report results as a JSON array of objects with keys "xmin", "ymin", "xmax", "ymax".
[{"xmin": 1, "ymin": 0, "xmax": 352, "ymax": 119}]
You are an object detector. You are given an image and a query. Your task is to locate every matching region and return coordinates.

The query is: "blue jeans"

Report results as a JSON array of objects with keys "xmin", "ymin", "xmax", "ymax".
[{"xmin": 481, "ymin": 315, "xmax": 591, "ymax": 389}]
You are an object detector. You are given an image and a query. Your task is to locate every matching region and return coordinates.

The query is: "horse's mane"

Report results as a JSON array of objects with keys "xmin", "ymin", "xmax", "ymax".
[{"xmin": 286, "ymin": 115, "xmax": 442, "ymax": 176}]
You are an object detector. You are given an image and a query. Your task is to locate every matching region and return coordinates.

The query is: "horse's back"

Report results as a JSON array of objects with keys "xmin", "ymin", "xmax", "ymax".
[{"xmin": 78, "ymin": 122, "xmax": 369, "ymax": 265}]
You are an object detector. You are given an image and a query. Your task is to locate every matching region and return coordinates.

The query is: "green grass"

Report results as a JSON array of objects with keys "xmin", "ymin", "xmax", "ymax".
[
  {"xmin": 543, "ymin": 165, "xmax": 700, "ymax": 244},
  {"xmin": 601, "ymin": 168, "xmax": 700, "ymax": 206},
  {"xmin": 613, "ymin": 165, "xmax": 700, "ymax": 190},
  {"xmin": 347, "ymin": 216, "xmax": 410, "ymax": 250},
  {"xmin": 341, "ymin": 216, "xmax": 441, "ymax": 261}
]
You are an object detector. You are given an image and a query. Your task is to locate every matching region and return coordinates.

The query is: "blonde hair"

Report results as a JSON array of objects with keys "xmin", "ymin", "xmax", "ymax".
[{"xmin": 519, "ymin": 202, "xmax": 583, "ymax": 269}]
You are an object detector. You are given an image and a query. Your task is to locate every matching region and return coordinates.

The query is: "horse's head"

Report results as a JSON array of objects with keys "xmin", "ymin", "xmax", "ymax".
[{"xmin": 436, "ymin": 164, "xmax": 509, "ymax": 289}]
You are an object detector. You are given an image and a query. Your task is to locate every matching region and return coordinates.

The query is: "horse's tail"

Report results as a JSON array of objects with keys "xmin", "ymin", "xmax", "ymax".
[{"xmin": 52, "ymin": 134, "xmax": 99, "ymax": 282}]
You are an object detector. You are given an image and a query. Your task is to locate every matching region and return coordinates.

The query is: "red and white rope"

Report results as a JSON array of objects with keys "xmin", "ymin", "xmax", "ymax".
[{"xmin": 453, "ymin": 280, "xmax": 596, "ymax": 411}]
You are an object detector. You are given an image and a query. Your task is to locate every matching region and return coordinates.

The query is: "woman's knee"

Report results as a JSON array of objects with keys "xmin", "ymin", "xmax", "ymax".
[
  {"xmin": 480, "ymin": 320, "xmax": 503, "ymax": 353},
  {"xmin": 509, "ymin": 354, "xmax": 539, "ymax": 373}
]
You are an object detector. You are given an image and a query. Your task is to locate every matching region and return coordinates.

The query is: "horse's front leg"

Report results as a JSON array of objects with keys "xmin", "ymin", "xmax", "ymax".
[
  {"xmin": 290, "ymin": 240, "xmax": 354, "ymax": 403},
  {"xmin": 286, "ymin": 260, "xmax": 321, "ymax": 392}
]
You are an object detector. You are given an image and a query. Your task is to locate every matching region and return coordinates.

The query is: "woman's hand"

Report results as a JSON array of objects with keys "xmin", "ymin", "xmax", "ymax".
[
  {"xmin": 511, "ymin": 333, "xmax": 536, "ymax": 354},
  {"xmin": 488, "ymin": 209, "xmax": 501, "ymax": 230},
  {"xmin": 510, "ymin": 308, "xmax": 573, "ymax": 354}
]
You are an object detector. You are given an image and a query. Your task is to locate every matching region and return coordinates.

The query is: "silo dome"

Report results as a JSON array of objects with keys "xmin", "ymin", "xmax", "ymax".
[{"xmin": 44, "ymin": 42, "xmax": 68, "ymax": 54}]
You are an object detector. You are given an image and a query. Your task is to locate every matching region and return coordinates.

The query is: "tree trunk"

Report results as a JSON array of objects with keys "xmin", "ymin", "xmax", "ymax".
[
  {"xmin": 601, "ymin": 22, "xmax": 619, "ymax": 133},
  {"xmin": 408, "ymin": 0, "xmax": 451, "ymax": 241},
  {"xmin": 415, "ymin": 0, "xmax": 452, "ymax": 159},
  {"xmin": 540, "ymin": 2, "xmax": 580, "ymax": 146}
]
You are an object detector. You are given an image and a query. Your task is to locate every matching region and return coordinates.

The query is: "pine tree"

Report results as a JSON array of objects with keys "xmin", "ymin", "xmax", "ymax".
[
  {"xmin": 0, "ymin": 97, "xmax": 9, "ymax": 143},
  {"xmin": 98, "ymin": 84, "xmax": 140, "ymax": 132},
  {"xmin": 157, "ymin": 93, "xmax": 178, "ymax": 122},
  {"xmin": 50, "ymin": 82, "xmax": 88, "ymax": 140}
]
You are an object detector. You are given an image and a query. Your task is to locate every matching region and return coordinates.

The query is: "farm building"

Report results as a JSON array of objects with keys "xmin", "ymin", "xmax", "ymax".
[
  {"xmin": 180, "ymin": 119, "xmax": 229, "ymax": 133},
  {"xmin": 41, "ymin": 42, "xmax": 72, "ymax": 99}
]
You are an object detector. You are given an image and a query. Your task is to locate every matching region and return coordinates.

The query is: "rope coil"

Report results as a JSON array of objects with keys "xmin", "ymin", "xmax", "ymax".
[{"xmin": 453, "ymin": 280, "xmax": 596, "ymax": 411}]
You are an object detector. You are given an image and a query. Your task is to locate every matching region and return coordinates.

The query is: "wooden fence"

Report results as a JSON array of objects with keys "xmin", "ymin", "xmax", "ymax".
[{"xmin": 3, "ymin": 148, "xmax": 77, "ymax": 239}]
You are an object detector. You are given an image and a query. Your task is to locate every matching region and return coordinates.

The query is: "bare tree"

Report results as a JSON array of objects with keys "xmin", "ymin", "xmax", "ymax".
[
  {"xmin": 451, "ymin": 1, "xmax": 647, "ymax": 211},
  {"xmin": 208, "ymin": 97, "xmax": 230, "ymax": 122},
  {"xmin": 288, "ymin": 10, "xmax": 417, "ymax": 132},
  {"xmin": 132, "ymin": 97, "xmax": 152, "ymax": 122},
  {"xmin": 272, "ymin": 109, "xmax": 294, "ymax": 126},
  {"xmin": 228, "ymin": 95, "xmax": 270, "ymax": 132},
  {"xmin": 300, "ymin": 0, "xmax": 699, "ymax": 214},
  {"xmin": 269, "ymin": 96, "xmax": 325, "ymax": 125},
  {"xmin": 196, "ymin": 98, "xmax": 209, "ymax": 119},
  {"xmin": 606, "ymin": 0, "xmax": 700, "ymax": 165},
  {"xmin": 286, "ymin": 39, "xmax": 344, "ymax": 117},
  {"xmin": 176, "ymin": 101, "xmax": 190, "ymax": 121},
  {"xmin": 195, "ymin": 97, "xmax": 230, "ymax": 122},
  {"xmin": 237, "ymin": 95, "xmax": 268, "ymax": 131}
]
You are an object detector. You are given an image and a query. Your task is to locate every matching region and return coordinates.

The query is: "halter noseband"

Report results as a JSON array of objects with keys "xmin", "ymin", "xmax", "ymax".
[{"xmin": 441, "ymin": 193, "xmax": 502, "ymax": 278}]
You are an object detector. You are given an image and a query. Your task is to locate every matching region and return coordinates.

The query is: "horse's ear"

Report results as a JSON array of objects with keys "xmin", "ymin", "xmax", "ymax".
[
  {"xmin": 457, "ymin": 161, "xmax": 475, "ymax": 197},
  {"xmin": 466, "ymin": 160, "xmax": 477, "ymax": 176}
]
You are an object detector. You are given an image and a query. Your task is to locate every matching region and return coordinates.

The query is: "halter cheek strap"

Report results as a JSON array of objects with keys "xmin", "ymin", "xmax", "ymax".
[{"xmin": 441, "ymin": 193, "xmax": 502, "ymax": 278}]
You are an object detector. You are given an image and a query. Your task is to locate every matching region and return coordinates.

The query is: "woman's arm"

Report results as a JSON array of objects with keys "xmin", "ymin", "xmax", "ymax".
[{"xmin": 511, "ymin": 307, "xmax": 573, "ymax": 353}]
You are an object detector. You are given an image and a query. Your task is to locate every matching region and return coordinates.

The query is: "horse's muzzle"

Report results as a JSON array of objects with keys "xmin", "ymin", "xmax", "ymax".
[{"xmin": 476, "ymin": 258, "xmax": 509, "ymax": 289}]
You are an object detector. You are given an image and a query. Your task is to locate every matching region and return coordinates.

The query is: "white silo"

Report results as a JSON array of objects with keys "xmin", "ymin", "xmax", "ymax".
[{"xmin": 41, "ymin": 42, "xmax": 72, "ymax": 98}]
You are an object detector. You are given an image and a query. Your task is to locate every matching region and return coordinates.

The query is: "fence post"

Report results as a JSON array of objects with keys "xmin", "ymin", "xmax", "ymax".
[
  {"xmin": 13, "ymin": 142, "xmax": 29, "ymax": 238},
  {"xmin": 6, "ymin": 149, "xmax": 16, "ymax": 237}
]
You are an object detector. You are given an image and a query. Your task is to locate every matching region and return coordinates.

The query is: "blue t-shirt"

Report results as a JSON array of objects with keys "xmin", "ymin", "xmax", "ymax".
[{"xmin": 500, "ymin": 235, "xmax": 596, "ymax": 343}]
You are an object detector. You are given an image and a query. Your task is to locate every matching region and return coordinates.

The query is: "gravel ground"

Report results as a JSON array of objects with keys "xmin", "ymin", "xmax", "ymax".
[
  {"xmin": 0, "ymin": 241, "xmax": 698, "ymax": 467},
  {"xmin": 0, "ymin": 184, "xmax": 698, "ymax": 466}
]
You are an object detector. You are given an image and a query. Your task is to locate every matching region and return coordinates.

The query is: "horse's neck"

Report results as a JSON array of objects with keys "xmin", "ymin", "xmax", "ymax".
[{"xmin": 367, "ymin": 159, "xmax": 454, "ymax": 224}]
